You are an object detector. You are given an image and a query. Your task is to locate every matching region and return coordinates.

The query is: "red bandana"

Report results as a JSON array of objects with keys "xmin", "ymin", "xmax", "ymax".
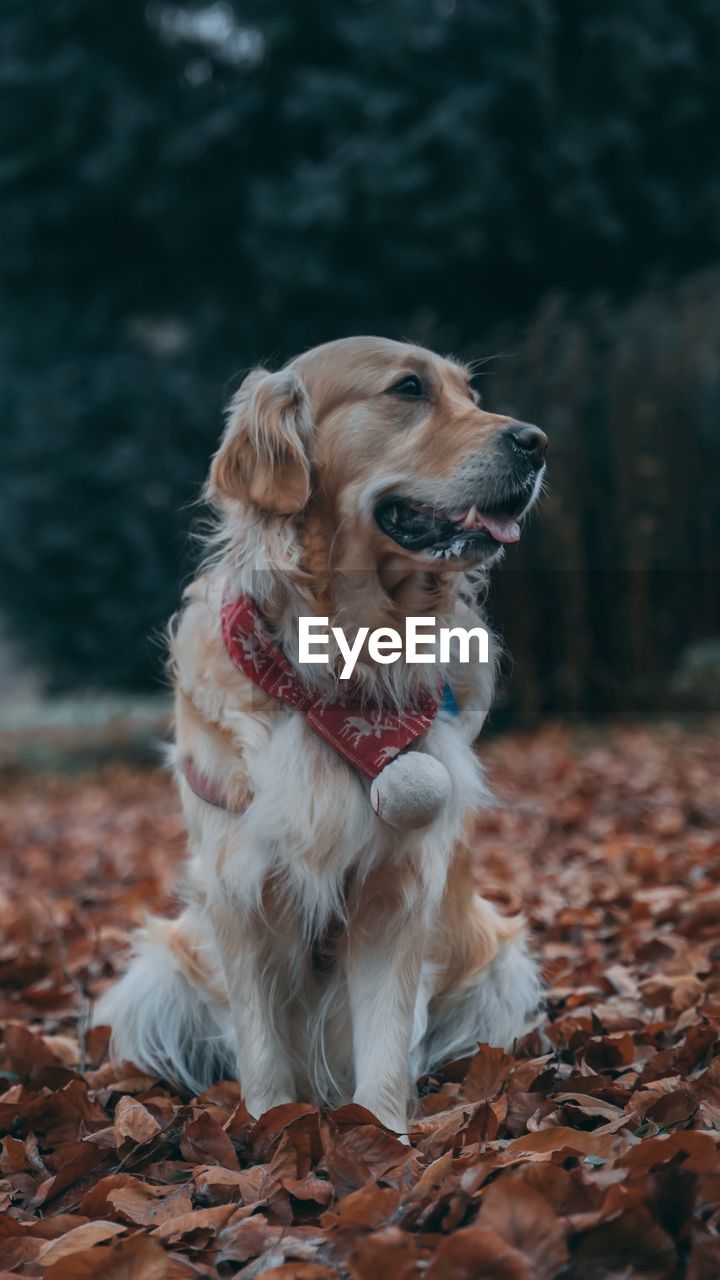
[{"xmin": 220, "ymin": 593, "xmax": 441, "ymax": 779}]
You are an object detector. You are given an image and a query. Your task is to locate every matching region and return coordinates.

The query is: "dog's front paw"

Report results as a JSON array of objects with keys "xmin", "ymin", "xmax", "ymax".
[{"xmin": 370, "ymin": 752, "xmax": 451, "ymax": 830}]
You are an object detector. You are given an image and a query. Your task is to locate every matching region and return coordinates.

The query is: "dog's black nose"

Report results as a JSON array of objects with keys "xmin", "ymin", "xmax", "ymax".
[{"xmin": 504, "ymin": 422, "xmax": 548, "ymax": 467}]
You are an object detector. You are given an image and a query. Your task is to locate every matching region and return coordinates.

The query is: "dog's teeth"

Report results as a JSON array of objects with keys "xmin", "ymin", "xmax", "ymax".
[{"xmin": 459, "ymin": 506, "xmax": 477, "ymax": 529}]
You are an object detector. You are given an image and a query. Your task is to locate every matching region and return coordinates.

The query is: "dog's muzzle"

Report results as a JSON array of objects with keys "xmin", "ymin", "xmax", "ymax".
[{"xmin": 374, "ymin": 422, "xmax": 548, "ymax": 564}]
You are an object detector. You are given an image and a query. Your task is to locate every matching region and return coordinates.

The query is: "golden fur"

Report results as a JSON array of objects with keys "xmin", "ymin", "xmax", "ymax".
[{"xmin": 95, "ymin": 337, "xmax": 544, "ymax": 1133}]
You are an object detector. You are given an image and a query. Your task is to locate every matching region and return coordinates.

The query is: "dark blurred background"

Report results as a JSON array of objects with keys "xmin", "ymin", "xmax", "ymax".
[{"xmin": 1, "ymin": 0, "xmax": 719, "ymax": 724}]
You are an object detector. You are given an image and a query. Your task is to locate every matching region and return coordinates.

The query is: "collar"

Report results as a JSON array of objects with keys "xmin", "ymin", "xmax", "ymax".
[{"xmin": 220, "ymin": 592, "xmax": 442, "ymax": 780}]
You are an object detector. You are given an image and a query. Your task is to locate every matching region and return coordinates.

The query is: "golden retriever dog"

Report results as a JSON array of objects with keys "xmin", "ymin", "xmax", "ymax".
[{"xmin": 95, "ymin": 336, "xmax": 547, "ymax": 1134}]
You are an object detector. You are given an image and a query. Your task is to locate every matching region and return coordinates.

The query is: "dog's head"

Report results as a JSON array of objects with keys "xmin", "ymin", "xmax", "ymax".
[{"xmin": 209, "ymin": 337, "xmax": 546, "ymax": 577}]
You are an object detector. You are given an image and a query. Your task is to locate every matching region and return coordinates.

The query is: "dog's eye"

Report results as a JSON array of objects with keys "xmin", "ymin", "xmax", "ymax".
[{"xmin": 387, "ymin": 374, "xmax": 426, "ymax": 399}]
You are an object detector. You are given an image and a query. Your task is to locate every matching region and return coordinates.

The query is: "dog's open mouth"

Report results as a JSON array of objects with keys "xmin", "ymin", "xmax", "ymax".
[{"xmin": 374, "ymin": 494, "xmax": 530, "ymax": 561}]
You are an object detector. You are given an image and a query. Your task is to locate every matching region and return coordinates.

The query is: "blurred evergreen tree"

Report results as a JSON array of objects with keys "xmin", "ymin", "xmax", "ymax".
[{"xmin": 0, "ymin": 0, "xmax": 718, "ymax": 688}]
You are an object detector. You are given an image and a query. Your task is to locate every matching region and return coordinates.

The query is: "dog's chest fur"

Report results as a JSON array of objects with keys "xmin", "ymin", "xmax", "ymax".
[{"xmin": 172, "ymin": 587, "xmax": 494, "ymax": 938}]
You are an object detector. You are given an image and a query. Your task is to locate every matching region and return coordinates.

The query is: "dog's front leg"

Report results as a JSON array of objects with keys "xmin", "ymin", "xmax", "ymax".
[
  {"xmin": 209, "ymin": 901, "xmax": 295, "ymax": 1118},
  {"xmin": 346, "ymin": 893, "xmax": 425, "ymax": 1135}
]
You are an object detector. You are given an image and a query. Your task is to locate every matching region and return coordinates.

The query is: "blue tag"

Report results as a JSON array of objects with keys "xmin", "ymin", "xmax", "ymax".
[{"xmin": 440, "ymin": 682, "xmax": 459, "ymax": 717}]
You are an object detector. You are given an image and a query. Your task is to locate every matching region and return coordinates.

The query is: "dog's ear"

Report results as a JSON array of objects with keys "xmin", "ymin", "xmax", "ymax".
[{"xmin": 209, "ymin": 367, "xmax": 313, "ymax": 515}]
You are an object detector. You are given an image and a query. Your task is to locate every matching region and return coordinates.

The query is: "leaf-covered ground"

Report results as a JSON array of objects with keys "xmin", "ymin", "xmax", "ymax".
[{"xmin": 0, "ymin": 721, "xmax": 719, "ymax": 1278}]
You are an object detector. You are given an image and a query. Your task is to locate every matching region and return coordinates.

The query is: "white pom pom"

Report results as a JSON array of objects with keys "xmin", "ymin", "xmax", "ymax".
[{"xmin": 370, "ymin": 752, "xmax": 452, "ymax": 830}]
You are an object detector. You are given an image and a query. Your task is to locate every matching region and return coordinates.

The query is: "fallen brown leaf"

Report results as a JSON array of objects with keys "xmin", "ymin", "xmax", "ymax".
[
  {"xmin": 113, "ymin": 1096, "xmax": 162, "ymax": 1150},
  {"xmin": 179, "ymin": 1110, "xmax": 240, "ymax": 1170},
  {"xmin": 37, "ymin": 1220, "xmax": 127, "ymax": 1266},
  {"xmin": 42, "ymin": 1233, "xmax": 169, "ymax": 1278},
  {"xmin": 478, "ymin": 1177, "xmax": 568, "ymax": 1279},
  {"xmin": 425, "ymin": 1226, "xmax": 534, "ymax": 1279}
]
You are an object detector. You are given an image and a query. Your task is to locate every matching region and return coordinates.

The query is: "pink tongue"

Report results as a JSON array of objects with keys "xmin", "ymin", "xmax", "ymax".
[{"xmin": 476, "ymin": 511, "xmax": 521, "ymax": 543}]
